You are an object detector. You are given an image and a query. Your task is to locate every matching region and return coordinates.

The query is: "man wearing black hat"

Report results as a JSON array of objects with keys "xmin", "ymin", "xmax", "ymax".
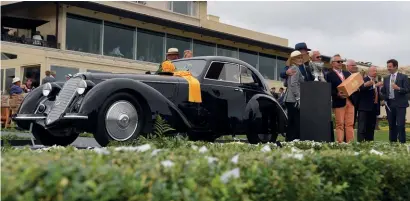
[{"xmin": 280, "ymin": 42, "xmax": 315, "ymax": 84}]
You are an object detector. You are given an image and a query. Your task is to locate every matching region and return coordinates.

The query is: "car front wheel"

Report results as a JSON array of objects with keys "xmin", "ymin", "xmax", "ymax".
[
  {"xmin": 31, "ymin": 124, "xmax": 79, "ymax": 146},
  {"xmin": 94, "ymin": 92, "xmax": 143, "ymax": 146}
]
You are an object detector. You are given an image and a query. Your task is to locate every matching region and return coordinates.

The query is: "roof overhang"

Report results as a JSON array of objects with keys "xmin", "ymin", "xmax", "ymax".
[{"xmin": 1, "ymin": 16, "xmax": 49, "ymax": 29}]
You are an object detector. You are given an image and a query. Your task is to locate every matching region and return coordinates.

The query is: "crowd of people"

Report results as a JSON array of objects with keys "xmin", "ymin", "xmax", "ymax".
[
  {"xmin": 7, "ymin": 70, "xmax": 56, "ymax": 96},
  {"xmin": 281, "ymin": 42, "xmax": 408, "ymax": 144}
]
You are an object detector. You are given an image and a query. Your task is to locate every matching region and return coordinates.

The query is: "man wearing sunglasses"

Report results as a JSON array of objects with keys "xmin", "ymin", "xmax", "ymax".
[{"xmin": 326, "ymin": 54, "xmax": 355, "ymax": 143}]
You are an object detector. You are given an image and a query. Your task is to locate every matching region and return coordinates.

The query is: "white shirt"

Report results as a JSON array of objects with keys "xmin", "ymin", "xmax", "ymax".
[{"xmin": 389, "ymin": 72, "xmax": 398, "ymax": 99}]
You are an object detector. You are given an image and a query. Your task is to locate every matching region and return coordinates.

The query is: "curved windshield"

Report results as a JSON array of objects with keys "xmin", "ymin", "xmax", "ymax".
[{"xmin": 172, "ymin": 59, "xmax": 207, "ymax": 77}]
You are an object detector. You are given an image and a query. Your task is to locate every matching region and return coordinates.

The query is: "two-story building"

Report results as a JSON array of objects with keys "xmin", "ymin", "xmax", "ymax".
[{"xmin": 1, "ymin": 1, "xmax": 339, "ymax": 93}]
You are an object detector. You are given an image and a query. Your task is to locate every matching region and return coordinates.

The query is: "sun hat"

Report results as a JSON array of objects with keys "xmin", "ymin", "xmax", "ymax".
[
  {"xmin": 12, "ymin": 77, "xmax": 21, "ymax": 83},
  {"xmin": 166, "ymin": 48, "xmax": 179, "ymax": 55},
  {"xmin": 286, "ymin": 51, "xmax": 302, "ymax": 66},
  {"xmin": 295, "ymin": 42, "xmax": 311, "ymax": 51}
]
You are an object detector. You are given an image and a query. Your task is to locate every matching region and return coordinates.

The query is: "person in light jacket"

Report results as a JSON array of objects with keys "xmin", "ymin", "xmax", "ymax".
[{"xmin": 284, "ymin": 50, "xmax": 305, "ymax": 141}]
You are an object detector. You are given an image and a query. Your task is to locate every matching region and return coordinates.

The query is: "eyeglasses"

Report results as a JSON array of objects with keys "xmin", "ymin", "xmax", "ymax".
[
  {"xmin": 315, "ymin": 56, "xmax": 322, "ymax": 59},
  {"xmin": 333, "ymin": 61, "xmax": 343, "ymax": 64}
]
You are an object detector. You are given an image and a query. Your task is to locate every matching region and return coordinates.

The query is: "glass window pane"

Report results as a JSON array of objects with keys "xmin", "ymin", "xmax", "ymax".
[
  {"xmin": 193, "ymin": 40, "xmax": 215, "ymax": 57},
  {"xmin": 0, "ymin": 69, "xmax": 3, "ymax": 93},
  {"xmin": 205, "ymin": 62, "xmax": 240, "ymax": 83},
  {"xmin": 66, "ymin": 14, "xmax": 102, "ymax": 54},
  {"xmin": 239, "ymin": 49, "xmax": 258, "ymax": 68},
  {"xmin": 5, "ymin": 68, "xmax": 15, "ymax": 94},
  {"xmin": 172, "ymin": 59, "xmax": 206, "ymax": 78},
  {"xmin": 137, "ymin": 28, "xmax": 164, "ymax": 63},
  {"xmin": 50, "ymin": 66, "xmax": 79, "ymax": 82},
  {"xmin": 277, "ymin": 56, "xmax": 287, "ymax": 81},
  {"xmin": 173, "ymin": 1, "xmax": 190, "ymax": 15},
  {"xmin": 22, "ymin": 66, "xmax": 41, "ymax": 88},
  {"xmin": 103, "ymin": 22, "xmax": 135, "ymax": 59},
  {"xmin": 240, "ymin": 66, "xmax": 256, "ymax": 84},
  {"xmin": 217, "ymin": 45, "xmax": 238, "ymax": 59},
  {"xmin": 166, "ymin": 34, "xmax": 191, "ymax": 59},
  {"xmin": 259, "ymin": 53, "xmax": 277, "ymax": 80}
]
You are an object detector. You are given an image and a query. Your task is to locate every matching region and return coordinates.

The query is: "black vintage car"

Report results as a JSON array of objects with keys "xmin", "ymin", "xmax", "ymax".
[{"xmin": 12, "ymin": 56, "xmax": 287, "ymax": 146}]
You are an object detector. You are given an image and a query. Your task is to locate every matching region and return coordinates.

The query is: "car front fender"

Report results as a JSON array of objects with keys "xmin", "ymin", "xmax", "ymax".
[
  {"xmin": 244, "ymin": 94, "xmax": 287, "ymax": 134},
  {"xmin": 78, "ymin": 78, "xmax": 192, "ymax": 133}
]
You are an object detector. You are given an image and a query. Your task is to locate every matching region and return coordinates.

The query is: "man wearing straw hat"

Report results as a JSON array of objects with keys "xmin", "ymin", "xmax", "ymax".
[
  {"xmin": 9, "ymin": 77, "xmax": 24, "ymax": 95},
  {"xmin": 156, "ymin": 48, "xmax": 180, "ymax": 73}
]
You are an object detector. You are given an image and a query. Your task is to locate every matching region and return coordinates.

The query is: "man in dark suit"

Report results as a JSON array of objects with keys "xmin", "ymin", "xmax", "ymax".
[
  {"xmin": 326, "ymin": 54, "xmax": 355, "ymax": 143},
  {"xmin": 381, "ymin": 59, "xmax": 409, "ymax": 143},
  {"xmin": 357, "ymin": 66, "xmax": 383, "ymax": 142}
]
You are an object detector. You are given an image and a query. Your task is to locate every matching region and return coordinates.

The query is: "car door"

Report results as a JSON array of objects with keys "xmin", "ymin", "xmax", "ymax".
[{"xmin": 200, "ymin": 61, "xmax": 247, "ymax": 134}]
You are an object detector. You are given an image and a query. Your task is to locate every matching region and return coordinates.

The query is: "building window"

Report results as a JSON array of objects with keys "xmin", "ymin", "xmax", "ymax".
[
  {"xmin": 217, "ymin": 45, "xmax": 238, "ymax": 59},
  {"xmin": 259, "ymin": 53, "xmax": 277, "ymax": 80},
  {"xmin": 276, "ymin": 56, "xmax": 287, "ymax": 81},
  {"xmin": 168, "ymin": 1, "xmax": 196, "ymax": 16},
  {"xmin": 66, "ymin": 14, "xmax": 102, "ymax": 54},
  {"xmin": 193, "ymin": 40, "xmax": 216, "ymax": 57},
  {"xmin": 0, "ymin": 69, "xmax": 3, "ymax": 93},
  {"xmin": 50, "ymin": 66, "xmax": 79, "ymax": 82},
  {"xmin": 137, "ymin": 28, "xmax": 164, "ymax": 63},
  {"xmin": 103, "ymin": 22, "xmax": 135, "ymax": 59},
  {"xmin": 166, "ymin": 34, "xmax": 191, "ymax": 59},
  {"xmin": 4, "ymin": 68, "xmax": 15, "ymax": 94},
  {"xmin": 239, "ymin": 49, "xmax": 258, "ymax": 69}
]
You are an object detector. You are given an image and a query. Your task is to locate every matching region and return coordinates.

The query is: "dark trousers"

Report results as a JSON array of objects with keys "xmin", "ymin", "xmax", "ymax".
[
  {"xmin": 285, "ymin": 102, "xmax": 300, "ymax": 142},
  {"xmin": 357, "ymin": 110, "xmax": 377, "ymax": 142},
  {"xmin": 386, "ymin": 106, "xmax": 407, "ymax": 143}
]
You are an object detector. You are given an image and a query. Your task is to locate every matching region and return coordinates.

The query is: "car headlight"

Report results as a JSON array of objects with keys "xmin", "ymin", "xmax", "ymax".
[
  {"xmin": 76, "ymin": 80, "xmax": 87, "ymax": 95},
  {"xmin": 42, "ymin": 83, "xmax": 52, "ymax": 96}
]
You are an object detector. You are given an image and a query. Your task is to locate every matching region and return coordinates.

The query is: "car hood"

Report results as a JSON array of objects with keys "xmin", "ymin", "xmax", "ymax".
[{"xmin": 80, "ymin": 72, "xmax": 186, "ymax": 84}]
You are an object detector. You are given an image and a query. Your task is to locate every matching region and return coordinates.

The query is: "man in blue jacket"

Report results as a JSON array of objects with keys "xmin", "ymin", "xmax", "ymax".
[{"xmin": 280, "ymin": 42, "xmax": 314, "ymax": 85}]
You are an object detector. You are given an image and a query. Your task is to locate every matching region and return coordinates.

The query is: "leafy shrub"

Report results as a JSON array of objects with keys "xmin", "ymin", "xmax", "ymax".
[{"xmin": 2, "ymin": 140, "xmax": 410, "ymax": 201}]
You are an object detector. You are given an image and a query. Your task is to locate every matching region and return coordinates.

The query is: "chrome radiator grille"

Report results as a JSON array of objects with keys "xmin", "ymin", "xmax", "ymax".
[{"xmin": 46, "ymin": 78, "xmax": 82, "ymax": 125}]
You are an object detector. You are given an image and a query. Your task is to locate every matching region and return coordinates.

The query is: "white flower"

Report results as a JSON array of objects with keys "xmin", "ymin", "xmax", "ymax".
[
  {"xmin": 161, "ymin": 160, "xmax": 174, "ymax": 168},
  {"xmin": 114, "ymin": 144, "xmax": 151, "ymax": 152},
  {"xmin": 370, "ymin": 149, "xmax": 383, "ymax": 155},
  {"xmin": 151, "ymin": 149, "xmax": 162, "ymax": 156},
  {"xmin": 291, "ymin": 147, "xmax": 302, "ymax": 153},
  {"xmin": 191, "ymin": 145, "xmax": 198, "ymax": 150},
  {"xmin": 283, "ymin": 153, "xmax": 304, "ymax": 160},
  {"xmin": 261, "ymin": 145, "xmax": 271, "ymax": 152},
  {"xmin": 231, "ymin": 154, "xmax": 239, "ymax": 164},
  {"xmin": 198, "ymin": 146, "xmax": 208, "ymax": 153},
  {"xmin": 205, "ymin": 156, "xmax": 218, "ymax": 164},
  {"xmin": 354, "ymin": 152, "xmax": 360, "ymax": 156},
  {"xmin": 93, "ymin": 147, "xmax": 110, "ymax": 155},
  {"xmin": 220, "ymin": 168, "xmax": 240, "ymax": 183}
]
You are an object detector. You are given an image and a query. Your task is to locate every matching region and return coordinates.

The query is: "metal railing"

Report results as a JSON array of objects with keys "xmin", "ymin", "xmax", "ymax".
[{"xmin": 1, "ymin": 34, "xmax": 58, "ymax": 49}]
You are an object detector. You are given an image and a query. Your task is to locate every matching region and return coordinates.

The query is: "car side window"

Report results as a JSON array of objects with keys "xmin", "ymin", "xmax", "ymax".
[
  {"xmin": 240, "ymin": 66, "xmax": 258, "ymax": 85},
  {"xmin": 205, "ymin": 62, "xmax": 240, "ymax": 83}
]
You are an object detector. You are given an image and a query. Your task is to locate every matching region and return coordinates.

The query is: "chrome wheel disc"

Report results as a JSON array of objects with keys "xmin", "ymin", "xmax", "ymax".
[{"xmin": 105, "ymin": 100, "xmax": 138, "ymax": 141}]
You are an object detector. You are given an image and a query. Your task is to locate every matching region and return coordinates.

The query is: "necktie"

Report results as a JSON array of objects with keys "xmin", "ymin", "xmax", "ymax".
[
  {"xmin": 389, "ymin": 74, "xmax": 396, "ymax": 99},
  {"xmin": 374, "ymin": 80, "xmax": 378, "ymax": 104}
]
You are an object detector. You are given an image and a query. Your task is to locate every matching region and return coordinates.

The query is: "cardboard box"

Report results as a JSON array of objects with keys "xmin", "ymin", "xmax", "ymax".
[{"xmin": 337, "ymin": 72, "xmax": 364, "ymax": 96}]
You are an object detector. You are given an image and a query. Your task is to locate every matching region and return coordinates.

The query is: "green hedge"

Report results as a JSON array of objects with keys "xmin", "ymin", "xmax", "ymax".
[{"xmin": 2, "ymin": 140, "xmax": 410, "ymax": 201}]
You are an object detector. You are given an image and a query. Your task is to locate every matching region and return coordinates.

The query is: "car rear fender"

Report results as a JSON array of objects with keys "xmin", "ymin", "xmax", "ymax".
[
  {"xmin": 244, "ymin": 94, "xmax": 287, "ymax": 134},
  {"xmin": 78, "ymin": 78, "xmax": 192, "ymax": 133}
]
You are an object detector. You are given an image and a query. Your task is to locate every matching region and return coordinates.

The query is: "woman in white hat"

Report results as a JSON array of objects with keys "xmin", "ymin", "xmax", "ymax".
[
  {"xmin": 284, "ymin": 50, "xmax": 304, "ymax": 141},
  {"xmin": 9, "ymin": 77, "xmax": 24, "ymax": 95}
]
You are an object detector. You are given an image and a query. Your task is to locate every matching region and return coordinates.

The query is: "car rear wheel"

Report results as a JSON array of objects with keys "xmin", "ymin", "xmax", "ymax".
[
  {"xmin": 246, "ymin": 111, "xmax": 279, "ymax": 144},
  {"xmin": 94, "ymin": 92, "xmax": 143, "ymax": 146},
  {"xmin": 31, "ymin": 124, "xmax": 79, "ymax": 146}
]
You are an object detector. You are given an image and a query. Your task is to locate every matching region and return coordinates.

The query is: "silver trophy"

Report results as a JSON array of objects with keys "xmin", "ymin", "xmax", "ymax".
[{"xmin": 309, "ymin": 61, "xmax": 325, "ymax": 81}]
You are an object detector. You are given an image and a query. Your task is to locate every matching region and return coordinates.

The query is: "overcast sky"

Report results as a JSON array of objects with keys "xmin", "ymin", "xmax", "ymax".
[{"xmin": 207, "ymin": 1, "xmax": 410, "ymax": 67}]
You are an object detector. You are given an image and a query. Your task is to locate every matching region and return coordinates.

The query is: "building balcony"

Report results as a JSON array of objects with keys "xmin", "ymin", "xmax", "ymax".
[{"xmin": 1, "ymin": 34, "xmax": 59, "ymax": 49}]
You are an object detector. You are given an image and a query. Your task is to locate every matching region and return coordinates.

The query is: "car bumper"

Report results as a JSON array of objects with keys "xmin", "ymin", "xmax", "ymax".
[{"xmin": 12, "ymin": 113, "xmax": 88, "ymax": 121}]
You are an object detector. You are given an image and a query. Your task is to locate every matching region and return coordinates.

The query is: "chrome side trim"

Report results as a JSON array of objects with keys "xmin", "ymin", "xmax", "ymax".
[
  {"xmin": 13, "ymin": 116, "xmax": 46, "ymax": 120},
  {"xmin": 63, "ymin": 114, "xmax": 88, "ymax": 119}
]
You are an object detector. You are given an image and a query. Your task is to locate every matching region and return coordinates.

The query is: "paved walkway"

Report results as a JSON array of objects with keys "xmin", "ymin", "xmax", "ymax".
[{"xmin": 1, "ymin": 132, "xmax": 101, "ymax": 147}]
